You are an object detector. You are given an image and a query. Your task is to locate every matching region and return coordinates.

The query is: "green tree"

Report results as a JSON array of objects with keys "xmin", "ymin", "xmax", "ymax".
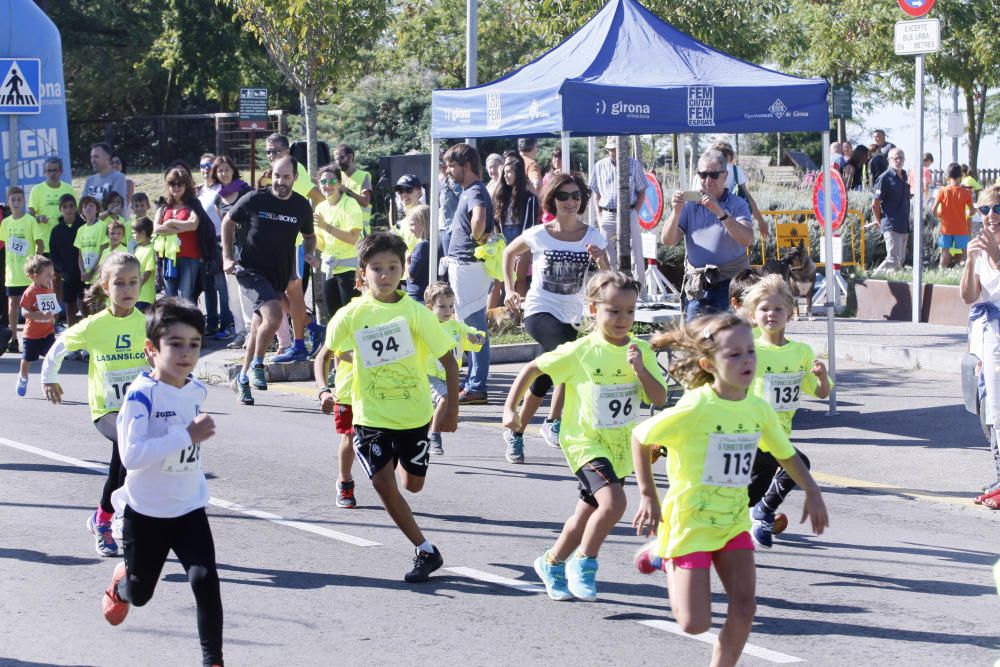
[{"xmin": 221, "ymin": 0, "xmax": 391, "ymax": 176}]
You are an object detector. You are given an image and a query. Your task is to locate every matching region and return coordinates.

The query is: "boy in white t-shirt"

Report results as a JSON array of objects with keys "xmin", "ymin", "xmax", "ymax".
[{"xmin": 102, "ymin": 298, "xmax": 224, "ymax": 667}]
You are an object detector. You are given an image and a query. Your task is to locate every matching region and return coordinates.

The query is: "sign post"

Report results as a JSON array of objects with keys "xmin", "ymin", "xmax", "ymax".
[
  {"xmin": 812, "ymin": 168, "xmax": 848, "ymax": 311},
  {"xmin": 0, "ymin": 58, "xmax": 42, "ymax": 189},
  {"xmin": 240, "ymin": 87, "xmax": 268, "ymax": 186},
  {"xmin": 894, "ymin": 13, "xmax": 939, "ymax": 322}
]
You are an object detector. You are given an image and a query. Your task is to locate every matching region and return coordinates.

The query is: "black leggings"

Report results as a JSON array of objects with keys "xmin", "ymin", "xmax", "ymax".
[
  {"xmin": 524, "ymin": 312, "xmax": 579, "ymax": 398},
  {"xmin": 323, "ymin": 272, "xmax": 359, "ymax": 322},
  {"xmin": 118, "ymin": 505, "xmax": 224, "ymax": 666},
  {"xmin": 94, "ymin": 413, "xmax": 125, "ymax": 515},
  {"xmin": 747, "ymin": 447, "xmax": 811, "ymax": 511}
]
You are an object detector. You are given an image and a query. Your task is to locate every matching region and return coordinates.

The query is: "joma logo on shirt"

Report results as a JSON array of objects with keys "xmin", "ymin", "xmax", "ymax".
[{"xmin": 154, "ymin": 411, "xmax": 177, "ymax": 418}]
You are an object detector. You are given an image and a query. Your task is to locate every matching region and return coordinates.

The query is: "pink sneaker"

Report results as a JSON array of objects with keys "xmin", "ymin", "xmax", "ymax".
[{"xmin": 634, "ymin": 541, "xmax": 663, "ymax": 574}]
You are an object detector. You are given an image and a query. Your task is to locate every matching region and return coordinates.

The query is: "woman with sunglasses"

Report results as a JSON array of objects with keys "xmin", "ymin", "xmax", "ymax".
[
  {"xmin": 501, "ymin": 173, "xmax": 609, "ymax": 464},
  {"xmin": 152, "ymin": 168, "xmax": 202, "ymax": 303},
  {"xmin": 961, "ymin": 186, "xmax": 1000, "ymax": 507},
  {"xmin": 661, "ymin": 149, "xmax": 754, "ymax": 319}
]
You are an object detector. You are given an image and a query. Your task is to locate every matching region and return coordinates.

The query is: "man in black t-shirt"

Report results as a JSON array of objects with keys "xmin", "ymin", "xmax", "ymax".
[{"xmin": 222, "ymin": 156, "xmax": 316, "ymax": 405}]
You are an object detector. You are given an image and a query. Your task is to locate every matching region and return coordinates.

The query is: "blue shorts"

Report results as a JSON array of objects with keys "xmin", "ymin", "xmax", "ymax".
[{"xmin": 938, "ymin": 234, "xmax": 969, "ymax": 251}]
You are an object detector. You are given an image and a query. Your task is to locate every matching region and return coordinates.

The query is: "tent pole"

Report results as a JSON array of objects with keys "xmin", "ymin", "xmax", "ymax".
[
  {"xmin": 429, "ymin": 136, "xmax": 440, "ymax": 285},
  {"xmin": 560, "ymin": 131, "xmax": 571, "ymax": 180},
  {"xmin": 587, "ymin": 137, "xmax": 596, "ymax": 227},
  {"xmin": 678, "ymin": 135, "xmax": 688, "ymax": 190},
  {"xmin": 821, "ymin": 131, "xmax": 838, "ymax": 416}
]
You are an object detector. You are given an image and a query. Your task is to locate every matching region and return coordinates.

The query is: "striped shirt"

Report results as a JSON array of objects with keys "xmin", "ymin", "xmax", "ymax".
[{"xmin": 588, "ymin": 156, "xmax": 647, "ymax": 210}]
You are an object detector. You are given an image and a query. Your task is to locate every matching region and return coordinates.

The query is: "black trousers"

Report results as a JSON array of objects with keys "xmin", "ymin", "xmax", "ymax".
[
  {"xmin": 118, "ymin": 505, "xmax": 224, "ymax": 666},
  {"xmin": 323, "ymin": 272, "xmax": 359, "ymax": 323},
  {"xmin": 94, "ymin": 413, "xmax": 125, "ymax": 515},
  {"xmin": 523, "ymin": 312, "xmax": 578, "ymax": 398},
  {"xmin": 747, "ymin": 447, "xmax": 811, "ymax": 511}
]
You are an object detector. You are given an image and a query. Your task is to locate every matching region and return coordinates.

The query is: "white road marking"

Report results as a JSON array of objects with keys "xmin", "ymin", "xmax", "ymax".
[
  {"xmin": 0, "ymin": 436, "xmax": 380, "ymax": 548},
  {"xmin": 444, "ymin": 566, "xmax": 545, "ymax": 593},
  {"xmin": 638, "ymin": 620, "xmax": 804, "ymax": 664}
]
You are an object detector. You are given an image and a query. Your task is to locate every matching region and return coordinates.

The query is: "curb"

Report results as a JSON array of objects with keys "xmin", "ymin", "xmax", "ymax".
[{"xmin": 792, "ymin": 333, "xmax": 962, "ymax": 374}]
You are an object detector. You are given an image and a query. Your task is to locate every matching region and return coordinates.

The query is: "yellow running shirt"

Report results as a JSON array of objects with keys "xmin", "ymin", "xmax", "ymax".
[
  {"xmin": 632, "ymin": 383, "xmax": 795, "ymax": 558},
  {"xmin": 537, "ymin": 331, "xmax": 665, "ymax": 478},
  {"xmin": 28, "ymin": 181, "xmax": 75, "ymax": 250},
  {"xmin": 74, "ymin": 221, "xmax": 108, "ymax": 281},
  {"xmin": 1, "ymin": 214, "xmax": 40, "ymax": 287},
  {"xmin": 98, "ymin": 244, "xmax": 127, "ymax": 269},
  {"xmin": 333, "ymin": 356, "xmax": 354, "ymax": 405},
  {"xmin": 428, "ymin": 319, "xmax": 484, "ymax": 380},
  {"xmin": 751, "ymin": 338, "xmax": 827, "ymax": 435},
  {"xmin": 327, "ymin": 291, "xmax": 455, "ymax": 430},
  {"xmin": 134, "ymin": 244, "xmax": 157, "ymax": 304},
  {"xmin": 315, "ymin": 196, "xmax": 363, "ymax": 273},
  {"xmin": 55, "ymin": 308, "xmax": 149, "ymax": 420},
  {"xmin": 343, "ymin": 168, "xmax": 373, "ymax": 232}
]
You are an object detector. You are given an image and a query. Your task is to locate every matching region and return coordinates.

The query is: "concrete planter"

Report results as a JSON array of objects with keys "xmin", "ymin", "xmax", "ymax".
[{"xmin": 855, "ymin": 279, "xmax": 967, "ymax": 326}]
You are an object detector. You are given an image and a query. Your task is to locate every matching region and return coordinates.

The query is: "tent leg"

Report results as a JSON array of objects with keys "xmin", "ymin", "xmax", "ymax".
[
  {"xmin": 560, "ymin": 131, "xmax": 571, "ymax": 177},
  {"xmin": 587, "ymin": 137, "xmax": 596, "ymax": 227},
  {"xmin": 429, "ymin": 137, "xmax": 441, "ymax": 285},
  {"xmin": 821, "ymin": 131, "xmax": 838, "ymax": 416}
]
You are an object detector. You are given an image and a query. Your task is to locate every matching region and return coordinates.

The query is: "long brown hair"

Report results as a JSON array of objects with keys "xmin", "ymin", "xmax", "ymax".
[
  {"xmin": 493, "ymin": 158, "xmax": 531, "ymax": 225},
  {"xmin": 650, "ymin": 312, "xmax": 750, "ymax": 389},
  {"xmin": 163, "ymin": 168, "xmax": 195, "ymax": 206}
]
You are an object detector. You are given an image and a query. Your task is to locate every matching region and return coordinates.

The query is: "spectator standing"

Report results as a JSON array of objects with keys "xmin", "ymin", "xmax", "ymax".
[
  {"xmin": 540, "ymin": 147, "xmax": 563, "ymax": 223},
  {"xmin": 872, "ymin": 148, "xmax": 911, "ymax": 273},
  {"xmin": 153, "ymin": 169, "xmax": 202, "ymax": 303},
  {"xmin": 841, "ymin": 146, "xmax": 871, "ymax": 192},
  {"xmin": 589, "ymin": 137, "xmax": 647, "ymax": 289},
  {"xmin": 934, "ymin": 163, "xmax": 974, "ymax": 268},
  {"xmin": 438, "ymin": 157, "xmax": 463, "ymax": 255},
  {"xmin": 195, "ymin": 153, "xmax": 234, "ymax": 339},
  {"xmin": 49, "ymin": 194, "xmax": 84, "ymax": 325},
  {"xmin": 394, "ymin": 174, "xmax": 425, "ymax": 253},
  {"xmin": 109, "ymin": 154, "xmax": 135, "ymax": 218},
  {"xmin": 660, "ymin": 149, "xmax": 754, "ymax": 319},
  {"xmin": 444, "ymin": 143, "xmax": 494, "ymax": 405},
  {"xmin": 867, "ymin": 130, "xmax": 895, "ymax": 184},
  {"xmin": 81, "ymin": 143, "xmax": 128, "ymax": 203},
  {"xmin": 715, "ymin": 140, "xmax": 768, "ymax": 239},
  {"xmin": 484, "ymin": 153, "xmax": 504, "ymax": 199},
  {"xmin": 211, "ymin": 156, "xmax": 253, "ymax": 349},
  {"xmin": 314, "ymin": 163, "xmax": 363, "ymax": 318},
  {"xmin": 831, "ymin": 142, "xmax": 847, "ymax": 170},
  {"xmin": 405, "ymin": 205, "xmax": 442, "ymax": 303},
  {"xmin": 28, "ymin": 156, "xmax": 75, "ymax": 257},
  {"xmin": 518, "ymin": 138, "xmax": 543, "ymax": 193},
  {"xmin": 333, "ymin": 144, "xmax": 373, "ymax": 235}
]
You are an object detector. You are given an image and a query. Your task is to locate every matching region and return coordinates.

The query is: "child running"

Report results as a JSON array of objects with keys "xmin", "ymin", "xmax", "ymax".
[
  {"xmin": 505, "ymin": 271, "xmax": 667, "ymax": 601},
  {"xmin": 41, "ymin": 253, "xmax": 149, "ymax": 557},
  {"xmin": 424, "ymin": 281, "xmax": 484, "ymax": 456},
  {"xmin": 631, "ymin": 313, "xmax": 828, "ymax": 667},
  {"xmin": 744, "ymin": 275, "xmax": 831, "ymax": 548},
  {"xmin": 101, "ymin": 298, "xmax": 223, "ymax": 667},
  {"xmin": 16, "ymin": 255, "xmax": 59, "ymax": 396},
  {"xmin": 326, "ymin": 232, "xmax": 460, "ymax": 582}
]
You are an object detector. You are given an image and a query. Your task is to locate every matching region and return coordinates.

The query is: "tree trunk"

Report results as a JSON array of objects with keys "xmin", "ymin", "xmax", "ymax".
[
  {"xmin": 963, "ymin": 86, "xmax": 986, "ymax": 176},
  {"xmin": 302, "ymin": 88, "xmax": 319, "ymax": 178},
  {"xmin": 616, "ymin": 135, "xmax": 632, "ymax": 277}
]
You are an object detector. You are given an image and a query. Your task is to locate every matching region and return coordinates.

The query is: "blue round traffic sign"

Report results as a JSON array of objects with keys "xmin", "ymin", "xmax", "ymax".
[
  {"xmin": 812, "ymin": 169, "xmax": 847, "ymax": 231},
  {"xmin": 637, "ymin": 172, "xmax": 663, "ymax": 230}
]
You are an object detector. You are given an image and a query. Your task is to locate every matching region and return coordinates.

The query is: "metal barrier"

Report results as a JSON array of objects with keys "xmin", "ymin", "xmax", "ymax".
[{"xmin": 752, "ymin": 209, "xmax": 866, "ymax": 268}]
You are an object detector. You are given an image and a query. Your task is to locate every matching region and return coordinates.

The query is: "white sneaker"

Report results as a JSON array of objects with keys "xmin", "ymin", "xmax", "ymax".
[{"xmin": 540, "ymin": 419, "xmax": 561, "ymax": 448}]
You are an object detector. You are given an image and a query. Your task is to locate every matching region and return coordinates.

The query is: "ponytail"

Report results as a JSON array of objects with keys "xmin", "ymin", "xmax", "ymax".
[{"xmin": 650, "ymin": 312, "xmax": 750, "ymax": 389}]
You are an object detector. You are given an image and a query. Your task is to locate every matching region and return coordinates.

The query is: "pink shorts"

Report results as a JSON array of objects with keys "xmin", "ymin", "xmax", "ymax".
[{"xmin": 671, "ymin": 531, "xmax": 754, "ymax": 570}]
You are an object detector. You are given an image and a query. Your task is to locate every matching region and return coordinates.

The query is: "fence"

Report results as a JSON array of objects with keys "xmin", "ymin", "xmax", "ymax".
[
  {"xmin": 69, "ymin": 111, "xmax": 288, "ymax": 174},
  {"xmin": 751, "ymin": 209, "xmax": 867, "ymax": 269}
]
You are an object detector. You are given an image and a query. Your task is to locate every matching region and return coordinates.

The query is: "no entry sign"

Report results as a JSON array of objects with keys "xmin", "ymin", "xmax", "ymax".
[
  {"xmin": 637, "ymin": 172, "xmax": 663, "ymax": 230},
  {"xmin": 897, "ymin": 0, "xmax": 935, "ymax": 18},
  {"xmin": 813, "ymin": 169, "xmax": 847, "ymax": 232}
]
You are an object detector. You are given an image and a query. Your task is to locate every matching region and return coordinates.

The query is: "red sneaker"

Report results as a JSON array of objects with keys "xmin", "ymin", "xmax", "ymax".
[
  {"xmin": 772, "ymin": 513, "xmax": 788, "ymax": 535},
  {"xmin": 102, "ymin": 563, "xmax": 130, "ymax": 626}
]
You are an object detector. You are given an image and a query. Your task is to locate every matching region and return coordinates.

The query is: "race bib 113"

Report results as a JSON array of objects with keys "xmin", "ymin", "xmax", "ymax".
[{"xmin": 701, "ymin": 432, "xmax": 759, "ymax": 487}]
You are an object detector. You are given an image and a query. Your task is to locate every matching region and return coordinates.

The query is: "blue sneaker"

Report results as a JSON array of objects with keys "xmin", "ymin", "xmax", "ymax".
[
  {"xmin": 566, "ymin": 554, "xmax": 599, "ymax": 601},
  {"xmin": 250, "ymin": 364, "xmax": 268, "ymax": 391},
  {"xmin": 213, "ymin": 328, "xmax": 233, "ymax": 341},
  {"xmin": 270, "ymin": 346, "xmax": 309, "ymax": 363},
  {"xmin": 533, "ymin": 552, "xmax": 573, "ymax": 601},
  {"xmin": 306, "ymin": 321, "xmax": 326, "ymax": 353},
  {"xmin": 86, "ymin": 510, "xmax": 118, "ymax": 557},
  {"xmin": 503, "ymin": 428, "xmax": 524, "ymax": 464},
  {"xmin": 15, "ymin": 375, "xmax": 27, "ymax": 397},
  {"xmin": 750, "ymin": 504, "xmax": 774, "ymax": 549}
]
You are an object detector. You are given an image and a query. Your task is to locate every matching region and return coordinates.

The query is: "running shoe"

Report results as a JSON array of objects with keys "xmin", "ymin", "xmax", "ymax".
[
  {"xmin": 270, "ymin": 346, "xmax": 309, "ymax": 363},
  {"xmin": 250, "ymin": 364, "xmax": 267, "ymax": 391},
  {"xmin": 566, "ymin": 554, "xmax": 599, "ymax": 601},
  {"xmin": 15, "ymin": 375, "xmax": 27, "ymax": 397},
  {"xmin": 404, "ymin": 546, "xmax": 443, "ymax": 583},
  {"xmin": 634, "ymin": 540, "xmax": 664, "ymax": 575},
  {"xmin": 503, "ymin": 428, "xmax": 524, "ymax": 464},
  {"xmin": 102, "ymin": 562, "xmax": 130, "ymax": 625},
  {"xmin": 86, "ymin": 511, "xmax": 118, "ymax": 557},
  {"xmin": 533, "ymin": 553, "xmax": 574, "ymax": 601},
  {"xmin": 205, "ymin": 324, "xmax": 220, "ymax": 337},
  {"xmin": 540, "ymin": 419, "xmax": 561, "ymax": 448},
  {"xmin": 80, "ymin": 350, "xmax": 89, "ymax": 362},
  {"xmin": 7, "ymin": 338, "xmax": 18, "ymax": 353},
  {"xmin": 226, "ymin": 332, "xmax": 247, "ymax": 350},
  {"xmin": 457, "ymin": 389, "xmax": 488, "ymax": 405},
  {"xmin": 336, "ymin": 480, "xmax": 357, "ymax": 509},
  {"xmin": 772, "ymin": 512, "xmax": 788, "ymax": 536},
  {"xmin": 429, "ymin": 433, "xmax": 444, "ymax": 456},
  {"xmin": 750, "ymin": 504, "xmax": 775, "ymax": 549},
  {"xmin": 306, "ymin": 321, "xmax": 326, "ymax": 354},
  {"xmin": 213, "ymin": 328, "xmax": 233, "ymax": 341},
  {"xmin": 233, "ymin": 376, "xmax": 254, "ymax": 405}
]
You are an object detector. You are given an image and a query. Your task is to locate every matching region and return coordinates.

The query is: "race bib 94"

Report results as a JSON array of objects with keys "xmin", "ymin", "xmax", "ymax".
[
  {"xmin": 356, "ymin": 318, "xmax": 416, "ymax": 368},
  {"xmin": 593, "ymin": 383, "xmax": 640, "ymax": 428},
  {"xmin": 701, "ymin": 432, "xmax": 759, "ymax": 487},
  {"xmin": 764, "ymin": 372, "xmax": 803, "ymax": 412}
]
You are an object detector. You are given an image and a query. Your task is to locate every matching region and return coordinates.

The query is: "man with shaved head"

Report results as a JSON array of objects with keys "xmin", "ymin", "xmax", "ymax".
[{"xmin": 222, "ymin": 155, "xmax": 317, "ymax": 405}]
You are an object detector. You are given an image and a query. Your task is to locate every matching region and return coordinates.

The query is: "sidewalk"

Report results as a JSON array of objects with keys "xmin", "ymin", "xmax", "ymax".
[{"xmin": 195, "ymin": 317, "xmax": 970, "ymax": 390}]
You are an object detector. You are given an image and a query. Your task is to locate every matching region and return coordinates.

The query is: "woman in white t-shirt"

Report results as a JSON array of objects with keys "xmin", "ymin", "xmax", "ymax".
[
  {"xmin": 961, "ymin": 185, "xmax": 1000, "ymax": 503},
  {"xmin": 500, "ymin": 173, "xmax": 609, "ymax": 463}
]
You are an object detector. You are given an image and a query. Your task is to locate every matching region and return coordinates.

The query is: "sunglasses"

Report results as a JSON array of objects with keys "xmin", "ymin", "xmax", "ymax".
[
  {"xmin": 697, "ymin": 170, "xmax": 724, "ymax": 180},
  {"xmin": 167, "ymin": 182, "xmax": 184, "ymax": 189},
  {"xmin": 320, "ymin": 178, "xmax": 339, "ymax": 186},
  {"xmin": 396, "ymin": 187, "xmax": 415, "ymax": 194},
  {"xmin": 979, "ymin": 204, "xmax": 1000, "ymax": 216},
  {"xmin": 265, "ymin": 149, "xmax": 283, "ymax": 156},
  {"xmin": 200, "ymin": 162, "xmax": 213, "ymax": 169},
  {"xmin": 554, "ymin": 190, "xmax": 582, "ymax": 201}
]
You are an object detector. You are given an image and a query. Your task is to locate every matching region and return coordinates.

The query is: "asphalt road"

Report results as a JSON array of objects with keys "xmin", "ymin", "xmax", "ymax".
[{"xmin": 2, "ymin": 352, "xmax": 999, "ymax": 666}]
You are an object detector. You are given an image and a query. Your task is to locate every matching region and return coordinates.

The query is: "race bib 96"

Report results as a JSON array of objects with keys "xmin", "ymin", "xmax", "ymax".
[{"xmin": 593, "ymin": 383, "xmax": 640, "ymax": 428}]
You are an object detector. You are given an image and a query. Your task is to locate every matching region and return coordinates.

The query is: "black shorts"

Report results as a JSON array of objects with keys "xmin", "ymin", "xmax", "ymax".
[
  {"xmin": 575, "ymin": 457, "xmax": 625, "ymax": 508},
  {"xmin": 235, "ymin": 268, "xmax": 280, "ymax": 314},
  {"xmin": 22, "ymin": 333, "xmax": 55, "ymax": 362},
  {"xmin": 353, "ymin": 423, "xmax": 432, "ymax": 478},
  {"xmin": 62, "ymin": 276, "xmax": 84, "ymax": 302},
  {"xmin": 5, "ymin": 285, "xmax": 27, "ymax": 298}
]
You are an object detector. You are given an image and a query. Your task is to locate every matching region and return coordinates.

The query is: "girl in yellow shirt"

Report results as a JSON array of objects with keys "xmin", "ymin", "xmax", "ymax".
[{"xmin": 631, "ymin": 313, "xmax": 828, "ymax": 667}]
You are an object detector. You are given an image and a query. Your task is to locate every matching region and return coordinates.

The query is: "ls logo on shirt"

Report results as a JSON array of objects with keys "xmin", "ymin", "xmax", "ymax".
[{"xmin": 115, "ymin": 334, "xmax": 131, "ymax": 350}]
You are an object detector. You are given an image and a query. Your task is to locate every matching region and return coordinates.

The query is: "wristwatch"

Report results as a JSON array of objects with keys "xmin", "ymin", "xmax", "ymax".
[{"xmin": 718, "ymin": 212, "xmax": 731, "ymax": 222}]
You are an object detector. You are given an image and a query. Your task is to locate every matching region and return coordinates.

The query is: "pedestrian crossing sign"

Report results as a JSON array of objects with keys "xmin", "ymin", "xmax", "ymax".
[{"xmin": 0, "ymin": 58, "xmax": 41, "ymax": 114}]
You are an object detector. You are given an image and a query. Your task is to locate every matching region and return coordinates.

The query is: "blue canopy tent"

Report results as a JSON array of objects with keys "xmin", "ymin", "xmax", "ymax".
[{"xmin": 428, "ymin": 0, "xmax": 840, "ymax": 412}]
